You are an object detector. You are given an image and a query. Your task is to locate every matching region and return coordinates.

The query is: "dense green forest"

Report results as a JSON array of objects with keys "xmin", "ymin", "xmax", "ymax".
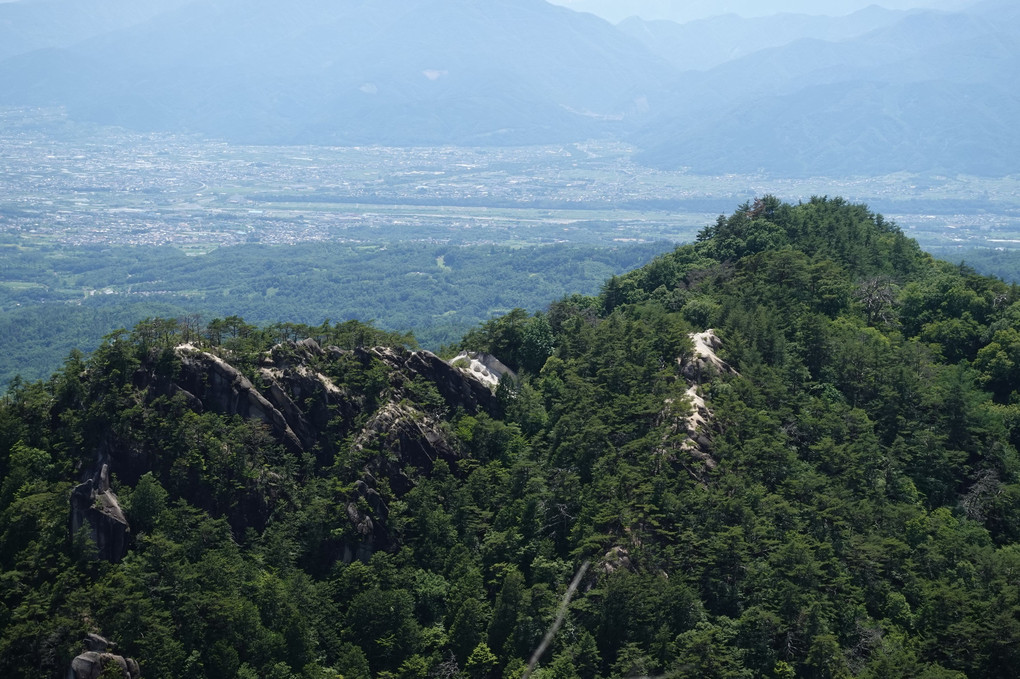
[
  {"xmin": 926, "ymin": 247, "xmax": 1020, "ymax": 288},
  {"xmin": 3, "ymin": 197, "xmax": 1020, "ymax": 678},
  {"xmin": 0, "ymin": 240, "xmax": 669, "ymax": 387}
]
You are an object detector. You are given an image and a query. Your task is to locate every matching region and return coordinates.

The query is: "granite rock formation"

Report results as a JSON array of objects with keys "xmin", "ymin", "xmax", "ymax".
[
  {"xmin": 70, "ymin": 462, "xmax": 130, "ymax": 563},
  {"xmin": 67, "ymin": 634, "xmax": 140, "ymax": 679},
  {"xmin": 107, "ymin": 340, "xmax": 508, "ymax": 562}
]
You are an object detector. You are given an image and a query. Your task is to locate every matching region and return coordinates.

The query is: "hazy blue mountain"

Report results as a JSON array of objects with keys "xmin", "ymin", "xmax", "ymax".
[
  {"xmin": 552, "ymin": 0, "xmax": 972, "ymax": 24},
  {"xmin": 0, "ymin": 0, "xmax": 191, "ymax": 61},
  {"xmin": 637, "ymin": 79, "xmax": 1020, "ymax": 176},
  {"xmin": 0, "ymin": 0, "xmax": 676, "ymax": 145},
  {"xmin": 634, "ymin": 0, "xmax": 1020, "ymax": 175},
  {"xmin": 617, "ymin": 6, "xmax": 906, "ymax": 71},
  {"xmin": 643, "ymin": 5, "xmax": 1017, "ymax": 112},
  {"xmin": 0, "ymin": 0, "xmax": 1015, "ymax": 177}
]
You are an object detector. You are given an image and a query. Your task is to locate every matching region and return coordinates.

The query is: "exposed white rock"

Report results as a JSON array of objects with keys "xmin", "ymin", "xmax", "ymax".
[
  {"xmin": 681, "ymin": 329, "xmax": 737, "ymax": 442},
  {"xmin": 260, "ymin": 367, "xmax": 284, "ymax": 381},
  {"xmin": 295, "ymin": 364, "xmax": 345, "ymax": 397},
  {"xmin": 655, "ymin": 330, "xmax": 740, "ymax": 479},
  {"xmin": 175, "ymin": 342, "xmax": 235, "ymax": 373},
  {"xmin": 448, "ymin": 351, "xmax": 514, "ymax": 389},
  {"xmin": 689, "ymin": 329, "xmax": 732, "ymax": 373}
]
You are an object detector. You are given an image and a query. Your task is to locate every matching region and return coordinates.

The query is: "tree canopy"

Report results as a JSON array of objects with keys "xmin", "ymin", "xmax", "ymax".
[{"xmin": 2, "ymin": 197, "xmax": 1019, "ymax": 678}]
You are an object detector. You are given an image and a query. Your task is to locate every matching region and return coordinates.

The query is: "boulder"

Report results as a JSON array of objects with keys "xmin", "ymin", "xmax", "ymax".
[{"xmin": 67, "ymin": 635, "xmax": 140, "ymax": 679}]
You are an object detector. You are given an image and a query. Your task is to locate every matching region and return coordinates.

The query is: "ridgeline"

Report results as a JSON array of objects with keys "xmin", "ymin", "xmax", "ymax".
[{"xmin": 3, "ymin": 197, "xmax": 1020, "ymax": 678}]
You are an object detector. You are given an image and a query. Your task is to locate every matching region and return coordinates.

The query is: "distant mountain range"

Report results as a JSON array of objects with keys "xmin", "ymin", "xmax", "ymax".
[
  {"xmin": 618, "ymin": 5, "xmax": 910, "ymax": 70},
  {"xmin": 550, "ymin": 0, "xmax": 973, "ymax": 24},
  {"xmin": 0, "ymin": 0, "xmax": 677, "ymax": 146},
  {"xmin": 0, "ymin": 0, "xmax": 1016, "ymax": 176},
  {"xmin": 634, "ymin": 0, "xmax": 1020, "ymax": 175},
  {"xmin": 0, "ymin": 0, "xmax": 191, "ymax": 62}
]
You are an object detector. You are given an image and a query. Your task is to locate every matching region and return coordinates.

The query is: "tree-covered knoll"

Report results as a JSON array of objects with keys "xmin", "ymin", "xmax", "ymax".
[{"xmin": 2, "ymin": 197, "xmax": 1020, "ymax": 678}]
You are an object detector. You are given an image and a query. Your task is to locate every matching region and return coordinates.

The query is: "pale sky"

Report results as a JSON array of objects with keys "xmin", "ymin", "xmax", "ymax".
[
  {"xmin": 549, "ymin": 0, "xmax": 977, "ymax": 23},
  {"xmin": 0, "ymin": 0, "xmax": 977, "ymax": 15}
]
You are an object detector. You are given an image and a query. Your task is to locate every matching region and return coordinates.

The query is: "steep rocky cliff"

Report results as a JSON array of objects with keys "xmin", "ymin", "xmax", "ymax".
[
  {"xmin": 82, "ymin": 340, "xmax": 506, "ymax": 562},
  {"xmin": 70, "ymin": 462, "xmax": 130, "ymax": 563}
]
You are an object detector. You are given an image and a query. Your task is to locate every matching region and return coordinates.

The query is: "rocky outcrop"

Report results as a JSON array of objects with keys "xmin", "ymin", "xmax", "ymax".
[
  {"xmin": 335, "ymin": 400, "xmax": 463, "ymax": 560},
  {"xmin": 360, "ymin": 346, "xmax": 502, "ymax": 415},
  {"xmin": 448, "ymin": 351, "xmax": 515, "ymax": 389},
  {"xmin": 70, "ymin": 463, "xmax": 130, "ymax": 563},
  {"xmin": 342, "ymin": 479, "xmax": 393, "ymax": 562},
  {"xmin": 168, "ymin": 344, "xmax": 304, "ymax": 453},
  {"xmin": 137, "ymin": 342, "xmax": 504, "ymax": 461},
  {"xmin": 259, "ymin": 340, "xmax": 360, "ymax": 453},
  {"xmin": 658, "ymin": 329, "xmax": 738, "ymax": 483},
  {"xmin": 601, "ymin": 546, "xmax": 634, "ymax": 575},
  {"xmin": 126, "ymin": 340, "xmax": 507, "ymax": 563},
  {"xmin": 67, "ymin": 634, "xmax": 140, "ymax": 679},
  {"xmin": 351, "ymin": 401, "xmax": 461, "ymax": 495},
  {"xmin": 680, "ymin": 330, "xmax": 734, "ymax": 384}
]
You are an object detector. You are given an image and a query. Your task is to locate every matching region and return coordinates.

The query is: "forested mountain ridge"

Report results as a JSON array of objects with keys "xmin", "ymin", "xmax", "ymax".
[{"xmin": 3, "ymin": 197, "xmax": 1020, "ymax": 678}]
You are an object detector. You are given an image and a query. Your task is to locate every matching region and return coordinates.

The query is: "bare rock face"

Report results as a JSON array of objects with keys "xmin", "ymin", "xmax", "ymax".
[
  {"xmin": 138, "ymin": 342, "xmax": 504, "ymax": 462},
  {"xmin": 351, "ymin": 402, "xmax": 461, "ymax": 495},
  {"xmin": 448, "ymin": 351, "xmax": 515, "ymax": 389},
  {"xmin": 336, "ymin": 400, "xmax": 463, "ymax": 560},
  {"xmin": 602, "ymin": 546, "xmax": 633, "ymax": 574},
  {"xmin": 67, "ymin": 634, "xmax": 140, "ymax": 679},
  {"xmin": 680, "ymin": 329, "xmax": 735, "ymax": 383},
  {"xmin": 342, "ymin": 479, "xmax": 392, "ymax": 562},
  {"xmin": 259, "ymin": 340, "xmax": 360, "ymax": 454},
  {"xmin": 658, "ymin": 329, "xmax": 739, "ymax": 483},
  {"xmin": 128, "ymin": 340, "xmax": 509, "ymax": 563},
  {"xmin": 409, "ymin": 350, "xmax": 503, "ymax": 413},
  {"xmin": 359, "ymin": 346, "xmax": 502, "ymax": 415},
  {"xmin": 70, "ymin": 463, "xmax": 130, "ymax": 563},
  {"xmin": 170, "ymin": 344, "xmax": 304, "ymax": 453}
]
